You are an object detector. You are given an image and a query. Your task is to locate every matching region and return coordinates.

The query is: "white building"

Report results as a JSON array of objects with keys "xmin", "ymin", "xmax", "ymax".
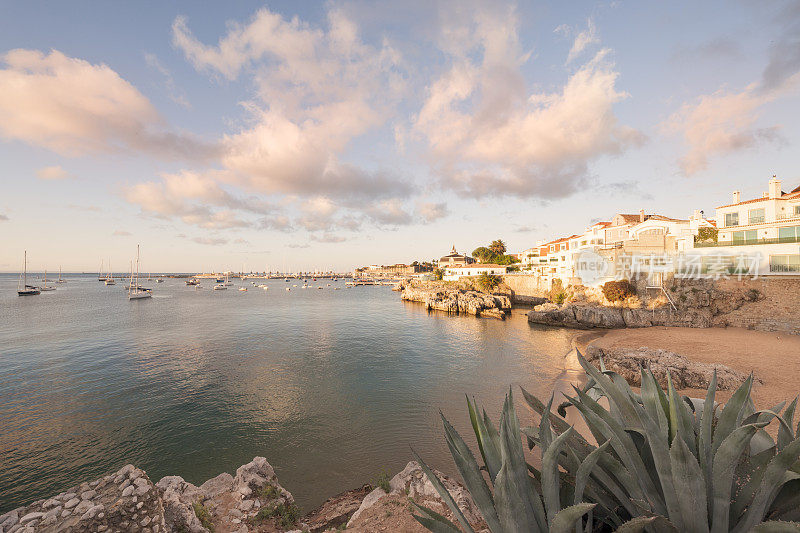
[{"xmin": 443, "ymin": 264, "xmax": 508, "ymax": 281}]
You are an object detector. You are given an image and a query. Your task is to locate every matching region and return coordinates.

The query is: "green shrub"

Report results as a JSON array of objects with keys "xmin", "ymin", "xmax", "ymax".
[
  {"xmin": 192, "ymin": 501, "xmax": 214, "ymax": 532},
  {"xmin": 602, "ymin": 279, "xmax": 636, "ymax": 302},
  {"xmin": 552, "ymin": 291, "xmax": 566, "ymax": 305},
  {"xmin": 375, "ymin": 469, "xmax": 391, "ymax": 493},
  {"xmin": 696, "ymin": 227, "xmax": 719, "ymax": 243},
  {"xmin": 412, "ymin": 352, "xmax": 800, "ymax": 532},
  {"xmin": 476, "ymin": 273, "xmax": 501, "ymax": 292},
  {"xmin": 251, "ymin": 501, "xmax": 302, "ymax": 529},
  {"xmin": 434, "ymin": 268, "xmax": 444, "ymax": 281}
]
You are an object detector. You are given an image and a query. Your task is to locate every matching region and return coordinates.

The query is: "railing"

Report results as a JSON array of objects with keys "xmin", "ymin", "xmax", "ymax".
[
  {"xmin": 777, "ymin": 212, "xmax": 800, "ymax": 221},
  {"xmin": 694, "ymin": 235, "xmax": 800, "ymax": 247},
  {"xmin": 770, "ymin": 264, "xmax": 800, "ymax": 272},
  {"xmin": 748, "ymin": 216, "xmax": 765, "ymax": 224}
]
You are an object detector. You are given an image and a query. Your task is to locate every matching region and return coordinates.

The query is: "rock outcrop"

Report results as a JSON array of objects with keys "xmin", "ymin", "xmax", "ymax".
[
  {"xmin": 585, "ymin": 345, "xmax": 757, "ymax": 390},
  {"xmin": 401, "ymin": 286, "xmax": 511, "ymax": 319},
  {"xmin": 345, "ymin": 461, "xmax": 486, "ymax": 531},
  {"xmin": 0, "ymin": 464, "xmax": 166, "ymax": 533}
]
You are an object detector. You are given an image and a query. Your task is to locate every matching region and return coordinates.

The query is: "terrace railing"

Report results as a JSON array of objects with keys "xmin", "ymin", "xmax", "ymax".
[{"xmin": 694, "ymin": 234, "xmax": 800, "ymax": 247}]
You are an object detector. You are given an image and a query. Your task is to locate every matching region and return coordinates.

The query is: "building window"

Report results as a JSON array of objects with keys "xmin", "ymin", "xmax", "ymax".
[
  {"xmin": 795, "ymin": 206, "xmax": 800, "ymax": 216},
  {"xmin": 725, "ymin": 212, "xmax": 739, "ymax": 227},
  {"xmin": 778, "ymin": 226, "xmax": 800, "ymax": 241},
  {"xmin": 732, "ymin": 230, "xmax": 757, "ymax": 243},
  {"xmin": 748, "ymin": 208, "xmax": 765, "ymax": 224},
  {"xmin": 770, "ymin": 255, "xmax": 800, "ymax": 272}
]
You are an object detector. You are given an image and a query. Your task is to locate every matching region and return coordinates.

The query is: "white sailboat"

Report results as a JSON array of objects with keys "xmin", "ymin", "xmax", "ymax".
[
  {"xmin": 98, "ymin": 259, "xmax": 106, "ymax": 281},
  {"xmin": 105, "ymin": 259, "xmax": 116, "ymax": 285},
  {"xmin": 18, "ymin": 251, "xmax": 40, "ymax": 296},
  {"xmin": 39, "ymin": 269, "xmax": 56, "ymax": 291},
  {"xmin": 128, "ymin": 245, "xmax": 152, "ymax": 300},
  {"xmin": 57, "ymin": 266, "xmax": 66, "ymax": 283}
]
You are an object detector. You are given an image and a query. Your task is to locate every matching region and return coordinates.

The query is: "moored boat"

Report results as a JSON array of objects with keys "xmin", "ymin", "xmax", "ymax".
[{"xmin": 18, "ymin": 251, "xmax": 40, "ymax": 296}]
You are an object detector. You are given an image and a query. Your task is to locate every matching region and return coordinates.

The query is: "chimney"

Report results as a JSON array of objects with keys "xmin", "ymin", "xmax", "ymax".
[
  {"xmin": 639, "ymin": 208, "xmax": 645, "ymax": 222},
  {"xmin": 693, "ymin": 209, "xmax": 701, "ymax": 220},
  {"xmin": 769, "ymin": 175, "xmax": 782, "ymax": 199},
  {"xmin": 733, "ymin": 190, "xmax": 741, "ymax": 204}
]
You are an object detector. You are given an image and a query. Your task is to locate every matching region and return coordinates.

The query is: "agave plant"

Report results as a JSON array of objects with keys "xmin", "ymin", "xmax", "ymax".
[{"xmin": 412, "ymin": 351, "xmax": 800, "ymax": 532}]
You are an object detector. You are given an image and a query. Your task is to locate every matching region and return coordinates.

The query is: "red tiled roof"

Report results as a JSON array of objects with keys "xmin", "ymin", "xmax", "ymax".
[
  {"xmin": 445, "ymin": 263, "xmax": 507, "ymax": 269},
  {"xmin": 717, "ymin": 185, "xmax": 800, "ymax": 208}
]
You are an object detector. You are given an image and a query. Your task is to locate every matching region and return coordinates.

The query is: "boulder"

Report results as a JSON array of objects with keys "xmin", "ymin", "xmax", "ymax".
[
  {"xmin": 585, "ymin": 345, "xmax": 758, "ymax": 390},
  {"xmin": 401, "ymin": 287, "xmax": 511, "ymax": 319}
]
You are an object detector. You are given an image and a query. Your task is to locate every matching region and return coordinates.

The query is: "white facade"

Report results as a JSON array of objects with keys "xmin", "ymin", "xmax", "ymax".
[{"xmin": 443, "ymin": 264, "xmax": 508, "ymax": 280}]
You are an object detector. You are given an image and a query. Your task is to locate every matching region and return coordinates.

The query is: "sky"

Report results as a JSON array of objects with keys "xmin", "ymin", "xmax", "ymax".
[{"xmin": 1, "ymin": 0, "xmax": 800, "ymax": 273}]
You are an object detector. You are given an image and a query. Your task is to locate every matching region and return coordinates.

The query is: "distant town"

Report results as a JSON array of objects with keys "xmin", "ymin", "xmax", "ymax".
[{"xmin": 356, "ymin": 175, "xmax": 800, "ymax": 287}]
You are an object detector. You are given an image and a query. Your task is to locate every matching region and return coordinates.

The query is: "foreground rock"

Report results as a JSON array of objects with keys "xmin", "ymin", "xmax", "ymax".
[
  {"xmin": 1, "ymin": 459, "xmax": 484, "ymax": 533},
  {"xmin": 0, "ymin": 464, "xmax": 165, "ymax": 533},
  {"xmin": 345, "ymin": 461, "xmax": 486, "ymax": 532},
  {"xmin": 402, "ymin": 286, "xmax": 511, "ymax": 319},
  {"xmin": 585, "ymin": 345, "xmax": 758, "ymax": 390}
]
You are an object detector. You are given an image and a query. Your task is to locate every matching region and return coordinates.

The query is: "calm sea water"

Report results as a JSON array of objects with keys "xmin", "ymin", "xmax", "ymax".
[{"xmin": 0, "ymin": 274, "xmax": 574, "ymax": 513}]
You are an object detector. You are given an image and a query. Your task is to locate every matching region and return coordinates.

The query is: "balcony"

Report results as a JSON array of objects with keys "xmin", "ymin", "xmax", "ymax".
[
  {"xmin": 777, "ymin": 212, "xmax": 800, "ymax": 221},
  {"xmin": 770, "ymin": 264, "xmax": 800, "ymax": 272},
  {"xmin": 748, "ymin": 216, "xmax": 765, "ymax": 224},
  {"xmin": 694, "ymin": 235, "xmax": 800, "ymax": 247}
]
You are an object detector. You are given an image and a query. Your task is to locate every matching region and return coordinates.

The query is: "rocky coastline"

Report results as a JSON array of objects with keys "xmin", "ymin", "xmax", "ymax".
[
  {"xmin": 399, "ymin": 282, "xmax": 512, "ymax": 319},
  {"xmin": 0, "ymin": 459, "xmax": 483, "ymax": 533}
]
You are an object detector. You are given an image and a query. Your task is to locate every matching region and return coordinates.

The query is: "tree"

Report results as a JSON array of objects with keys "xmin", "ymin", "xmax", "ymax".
[
  {"xmin": 489, "ymin": 239, "xmax": 506, "ymax": 256},
  {"xmin": 471, "ymin": 247, "xmax": 492, "ymax": 263},
  {"xmin": 433, "ymin": 268, "xmax": 444, "ymax": 281}
]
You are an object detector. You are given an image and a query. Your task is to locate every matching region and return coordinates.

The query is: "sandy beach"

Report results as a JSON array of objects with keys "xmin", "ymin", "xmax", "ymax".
[{"xmin": 576, "ymin": 326, "xmax": 800, "ymax": 409}]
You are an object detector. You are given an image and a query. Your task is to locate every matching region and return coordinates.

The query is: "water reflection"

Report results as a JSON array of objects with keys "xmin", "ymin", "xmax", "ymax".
[{"xmin": 0, "ymin": 275, "xmax": 576, "ymax": 512}]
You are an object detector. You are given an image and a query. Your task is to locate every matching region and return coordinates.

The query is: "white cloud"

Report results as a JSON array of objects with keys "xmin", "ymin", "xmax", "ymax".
[
  {"xmin": 310, "ymin": 233, "xmax": 347, "ymax": 243},
  {"xmin": 415, "ymin": 7, "xmax": 640, "ymax": 199},
  {"xmin": 144, "ymin": 53, "xmax": 191, "ymax": 108},
  {"xmin": 566, "ymin": 19, "xmax": 599, "ymax": 64},
  {"xmin": 664, "ymin": 85, "xmax": 785, "ymax": 175},
  {"xmin": 416, "ymin": 201, "xmax": 449, "ymax": 222},
  {"xmin": 191, "ymin": 236, "xmax": 228, "ymax": 246},
  {"xmin": 174, "ymin": 8, "xmax": 411, "ymax": 202},
  {"xmin": 0, "ymin": 49, "xmax": 213, "ymax": 159},
  {"xmin": 36, "ymin": 165, "xmax": 69, "ymax": 180}
]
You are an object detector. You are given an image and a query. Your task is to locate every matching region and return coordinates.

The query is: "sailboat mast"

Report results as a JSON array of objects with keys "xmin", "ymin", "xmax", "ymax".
[{"xmin": 24, "ymin": 250, "xmax": 27, "ymax": 287}]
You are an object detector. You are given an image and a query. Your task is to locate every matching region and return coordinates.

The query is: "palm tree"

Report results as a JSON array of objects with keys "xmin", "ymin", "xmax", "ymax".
[{"xmin": 489, "ymin": 239, "xmax": 506, "ymax": 257}]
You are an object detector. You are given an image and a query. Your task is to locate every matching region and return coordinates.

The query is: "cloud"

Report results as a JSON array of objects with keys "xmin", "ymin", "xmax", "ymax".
[
  {"xmin": 0, "ymin": 214, "xmax": 8, "ymax": 221},
  {"xmin": 112, "ymin": 230, "xmax": 132, "ymax": 236},
  {"xmin": 68, "ymin": 204, "xmax": 101, "ymax": 212},
  {"xmin": 363, "ymin": 198, "xmax": 412, "ymax": 225},
  {"xmin": 415, "ymin": 8, "xmax": 641, "ymax": 199},
  {"xmin": 144, "ymin": 53, "xmax": 191, "ymax": 108},
  {"xmin": 124, "ymin": 170, "xmax": 274, "ymax": 229},
  {"xmin": 512, "ymin": 225, "xmax": 536, "ymax": 232},
  {"xmin": 666, "ymin": 2, "xmax": 800, "ymax": 174},
  {"xmin": 191, "ymin": 236, "xmax": 228, "ymax": 246},
  {"xmin": 233, "ymin": 238, "xmax": 249, "ymax": 244},
  {"xmin": 566, "ymin": 19, "xmax": 599, "ymax": 64},
  {"xmin": 173, "ymin": 8, "xmax": 412, "ymax": 202},
  {"xmin": 670, "ymin": 36, "xmax": 742, "ymax": 64},
  {"xmin": 416, "ymin": 201, "xmax": 448, "ymax": 222},
  {"xmin": 287, "ymin": 243, "xmax": 310, "ymax": 249},
  {"xmin": 0, "ymin": 49, "xmax": 215, "ymax": 160},
  {"xmin": 664, "ymin": 85, "xmax": 786, "ymax": 175},
  {"xmin": 36, "ymin": 165, "xmax": 69, "ymax": 180},
  {"xmin": 309, "ymin": 233, "xmax": 347, "ymax": 243}
]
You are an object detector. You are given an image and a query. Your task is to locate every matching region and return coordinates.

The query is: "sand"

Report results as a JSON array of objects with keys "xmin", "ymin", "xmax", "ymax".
[{"xmin": 579, "ymin": 327, "xmax": 800, "ymax": 409}]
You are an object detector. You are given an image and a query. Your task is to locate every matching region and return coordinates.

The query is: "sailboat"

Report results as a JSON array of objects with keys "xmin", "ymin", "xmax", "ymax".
[
  {"xmin": 39, "ymin": 269, "xmax": 56, "ymax": 291},
  {"xmin": 128, "ymin": 245, "xmax": 152, "ymax": 300},
  {"xmin": 105, "ymin": 260, "xmax": 116, "ymax": 285},
  {"xmin": 57, "ymin": 266, "xmax": 66, "ymax": 283},
  {"xmin": 224, "ymin": 273, "xmax": 232, "ymax": 286},
  {"xmin": 18, "ymin": 251, "xmax": 40, "ymax": 296},
  {"xmin": 98, "ymin": 259, "xmax": 106, "ymax": 281}
]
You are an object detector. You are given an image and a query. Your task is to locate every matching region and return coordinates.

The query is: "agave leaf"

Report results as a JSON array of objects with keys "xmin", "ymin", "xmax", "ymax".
[
  {"xmin": 542, "ymin": 427, "xmax": 574, "ymax": 525},
  {"xmin": 779, "ymin": 397, "xmax": 798, "ymax": 451},
  {"xmin": 709, "ymin": 423, "xmax": 764, "ymax": 533},
  {"xmin": 574, "ymin": 441, "xmax": 610, "ymax": 506},
  {"xmin": 411, "ymin": 501, "xmax": 462, "ymax": 532},
  {"xmin": 466, "ymin": 396, "xmax": 502, "ymax": 482},
  {"xmin": 576, "ymin": 350, "xmax": 643, "ymax": 431},
  {"xmin": 729, "ymin": 446, "xmax": 777, "ymax": 521},
  {"xmin": 699, "ymin": 370, "xmax": 718, "ymax": 520},
  {"xmin": 750, "ymin": 521, "xmax": 800, "ymax": 532},
  {"xmin": 568, "ymin": 387, "xmax": 661, "ymax": 511},
  {"xmin": 411, "ymin": 449, "xmax": 476, "ymax": 533},
  {"xmin": 669, "ymin": 430, "xmax": 709, "ymax": 533},
  {"xmin": 521, "ymin": 386, "xmax": 599, "ymax": 456},
  {"xmin": 613, "ymin": 516, "xmax": 661, "ymax": 533},
  {"xmin": 495, "ymin": 391, "xmax": 547, "ymax": 532},
  {"xmin": 540, "ymin": 393, "xmax": 555, "ymax": 451},
  {"xmin": 711, "ymin": 376, "xmax": 753, "ymax": 457},
  {"xmin": 549, "ymin": 503, "xmax": 595, "ymax": 533},
  {"xmin": 768, "ymin": 478, "xmax": 800, "ymax": 521},
  {"xmin": 440, "ymin": 412, "xmax": 502, "ymax": 532},
  {"xmin": 640, "ymin": 368, "xmax": 670, "ymax": 445},
  {"xmin": 667, "ymin": 373, "xmax": 697, "ymax": 456},
  {"xmin": 733, "ymin": 437, "xmax": 800, "ymax": 533}
]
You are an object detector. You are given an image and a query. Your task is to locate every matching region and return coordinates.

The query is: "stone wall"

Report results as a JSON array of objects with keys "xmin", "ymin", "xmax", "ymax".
[{"xmin": 501, "ymin": 274, "xmax": 551, "ymax": 303}]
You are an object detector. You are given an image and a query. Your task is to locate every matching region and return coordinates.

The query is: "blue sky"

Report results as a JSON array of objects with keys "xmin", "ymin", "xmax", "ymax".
[{"xmin": 1, "ymin": 1, "xmax": 799, "ymax": 272}]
